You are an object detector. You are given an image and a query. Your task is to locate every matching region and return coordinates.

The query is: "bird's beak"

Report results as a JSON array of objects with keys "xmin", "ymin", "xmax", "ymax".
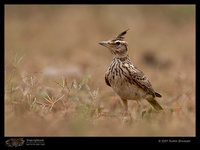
[{"xmin": 98, "ymin": 41, "xmax": 108, "ymax": 47}]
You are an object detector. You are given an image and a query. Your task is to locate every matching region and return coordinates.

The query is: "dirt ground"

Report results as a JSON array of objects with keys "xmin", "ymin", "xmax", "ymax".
[{"xmin": 5, "ymin": 5, "xmax": 195, "ymax": 136}]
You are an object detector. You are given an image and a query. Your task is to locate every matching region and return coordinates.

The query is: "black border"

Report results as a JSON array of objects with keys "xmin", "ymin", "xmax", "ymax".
[
  {"xmin": 2, "ymin": 0, "xmax": 199, "ymax": 148},
  {"xmin": 1, "ymin": 2, "xmax": 5, "ymax": 149},
  {"xmin": 2, "ymin": 0, "xmax": 198, "ymax": 4}
]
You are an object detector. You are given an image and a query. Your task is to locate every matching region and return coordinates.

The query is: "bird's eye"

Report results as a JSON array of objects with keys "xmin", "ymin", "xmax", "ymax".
[{"xmin": 115, "ymin": 41, "xmax": 120, "ymax": 45}]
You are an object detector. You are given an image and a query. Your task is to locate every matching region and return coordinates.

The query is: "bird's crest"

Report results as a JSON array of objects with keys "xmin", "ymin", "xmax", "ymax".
[{"xmin": 114, "ymin": 29, "xmax": 129, "ymax": 41}]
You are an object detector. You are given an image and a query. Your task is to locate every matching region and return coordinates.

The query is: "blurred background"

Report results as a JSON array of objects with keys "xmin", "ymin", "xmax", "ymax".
[{"xmin": 5, "ymin": 5, "xmax": 195, "ymax": 136}]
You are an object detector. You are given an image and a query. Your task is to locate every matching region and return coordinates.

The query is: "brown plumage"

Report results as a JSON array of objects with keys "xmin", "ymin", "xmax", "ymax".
[{"xmin": 99, "ymin": 29, "xmax": 163, "ymax": 112}]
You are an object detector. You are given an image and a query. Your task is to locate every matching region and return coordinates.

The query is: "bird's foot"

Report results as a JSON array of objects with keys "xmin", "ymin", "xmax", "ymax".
[
  {"xmin": 121, "ymin": 110, "xmax": 132, "ymax": 124},
  {"xmin": 121, "ymin": 110, "xmax": 131, "ymax": 116}
]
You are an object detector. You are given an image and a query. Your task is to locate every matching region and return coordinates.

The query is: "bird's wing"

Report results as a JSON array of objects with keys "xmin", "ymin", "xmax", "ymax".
[{"xmin": 122, "ymin": 63, "xmax": 157, "ymax": 97}]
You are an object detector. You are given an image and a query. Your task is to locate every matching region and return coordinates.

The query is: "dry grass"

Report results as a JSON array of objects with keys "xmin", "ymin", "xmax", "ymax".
[{"xmin": 5, "ymin": 5, "xmax": 195, "ymax": 136}]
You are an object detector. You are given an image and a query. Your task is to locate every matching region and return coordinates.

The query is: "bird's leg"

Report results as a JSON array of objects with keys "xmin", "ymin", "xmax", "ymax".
[
  {"xmin": 121, "ymin": 99, "xmax": 132, "ymax": 123},
  {"xmin": 121, "ymin": 99, "xmax": 130, "ymax": 116},
  {"xmin": 121, "ymin": 99, "xmax": 128, "ymax": 111}
]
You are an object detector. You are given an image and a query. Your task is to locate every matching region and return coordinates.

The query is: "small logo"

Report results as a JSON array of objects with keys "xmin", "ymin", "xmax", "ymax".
[{"xmin": 5, "ymin": 138, "xmax": 25, "ymax": 147}]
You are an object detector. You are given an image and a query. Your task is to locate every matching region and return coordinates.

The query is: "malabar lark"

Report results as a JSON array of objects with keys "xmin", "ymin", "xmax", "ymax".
[{"xmin": 99, "ymin": 29, "xmax": 163, "ymax": 113}]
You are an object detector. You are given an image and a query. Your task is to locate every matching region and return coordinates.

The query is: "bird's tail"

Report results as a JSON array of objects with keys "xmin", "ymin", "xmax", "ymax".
[
  {"xmin": 155, "ymin": 92, "xmax": 162, "ymax": 98},
  {"xmin": 146, "ymin": 97, "xmax": 163, "ymax": 111}
]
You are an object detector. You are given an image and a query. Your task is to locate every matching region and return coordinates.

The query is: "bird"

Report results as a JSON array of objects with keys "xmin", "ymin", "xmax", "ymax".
[{"xmin": 99, "ymin": 29, "xmax": 163, "ymax": 114}]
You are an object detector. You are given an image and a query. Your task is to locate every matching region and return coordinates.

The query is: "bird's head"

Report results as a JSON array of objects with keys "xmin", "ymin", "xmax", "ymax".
[{"xmin": 99, "ymin": 29, "xmax": 129, "ymax": 58}]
